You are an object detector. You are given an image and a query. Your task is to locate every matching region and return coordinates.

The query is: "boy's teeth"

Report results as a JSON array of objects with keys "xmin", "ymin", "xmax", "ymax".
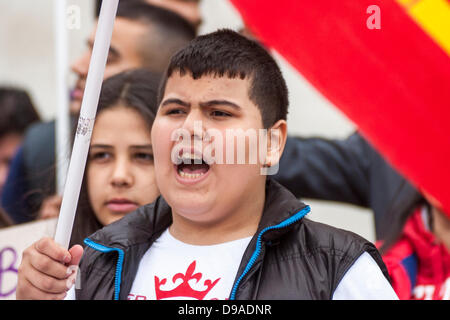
[{"xmin": 178, "ymin": 169, "xmax": 205, "ymax": 179}]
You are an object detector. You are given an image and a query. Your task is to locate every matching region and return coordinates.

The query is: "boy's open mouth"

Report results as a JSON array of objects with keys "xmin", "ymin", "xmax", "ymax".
[{"xmin": 175, "ymin": 150, "xmax": 211, "ymax": 180}]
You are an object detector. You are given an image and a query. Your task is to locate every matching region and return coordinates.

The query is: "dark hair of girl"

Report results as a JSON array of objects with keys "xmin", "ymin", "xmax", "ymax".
[{"xmin": 69, "ymin": 69, "xmax": 161, "ymax": 247}]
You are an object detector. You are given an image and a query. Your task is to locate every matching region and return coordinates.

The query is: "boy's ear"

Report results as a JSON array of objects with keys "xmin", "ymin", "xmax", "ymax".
[{"xmin": 261, "ymin": 119, "xmax": 287, "ymax": 175}]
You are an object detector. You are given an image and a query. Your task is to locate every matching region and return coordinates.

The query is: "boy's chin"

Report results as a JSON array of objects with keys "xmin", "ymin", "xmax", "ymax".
[{"xmin": 168, "ymin": 194, "xmax": 216, "ymax": 218}]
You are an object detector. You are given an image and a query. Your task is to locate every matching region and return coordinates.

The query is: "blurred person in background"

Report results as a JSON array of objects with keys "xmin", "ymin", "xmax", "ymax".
[
  {"xmin": 69, "ymin": 69, "xmax": 161, "ymax": 247},
  {"xmin": 1, "ymin": 1, "xmax": 195, "ymax": 224},
  {"xmin": 96, "ymin": 0, "xmax": 202, "ymax": 31},
  {"xmin": 278, "ymin": 132, "xmax": 448, "ymax": 300},
  {"xmin": 145, "ymin": 0, "xmax": 201, "ymax": 30},
  {"xmin": 378, "ymin": 192, "xmax": 450, "ymax": 300},
  {"xmin": 0, "ymin": 87, "xmax": 40, "ymax": 198},
  {"xmin": 274, "ymin": 133, "xmax": 422, "ymax": 241}
]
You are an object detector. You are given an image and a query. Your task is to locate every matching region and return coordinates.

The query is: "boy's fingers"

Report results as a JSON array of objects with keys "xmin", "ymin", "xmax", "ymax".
[
  {"xmin": 24, "ymin": 263, "xmax": 72, "ymax": 294},
  {"xmin": 34, "ymin": 237, "xmax": 71, "ymax": 264},
  {"xmin": 68, "ymin": 244, "xmax": 84, "ymax": 266},
  {"xmin": 17, "ymin": 277, "xmax": 67, "ymax": 300},
  {"xmin": 28, "ymin": 249, "xmax": 69, "ymax": 279}
]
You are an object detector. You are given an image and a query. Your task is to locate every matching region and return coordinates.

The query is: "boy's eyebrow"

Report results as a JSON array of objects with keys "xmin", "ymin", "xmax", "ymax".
[
  {"xmin": 199, "ymin": 100, "xmax": 242, "ymax": 110},
  {"xmin": 160, "ymin": 98, "xmax": 242, "ymax": 110},
  {"xmin": 160, "ymin": 98, "xmax": 191, "ymax": 108}
]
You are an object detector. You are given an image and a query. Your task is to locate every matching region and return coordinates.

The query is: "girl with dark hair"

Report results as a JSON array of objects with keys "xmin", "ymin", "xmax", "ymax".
[{"xmin": 68, "ymin": 68, "xmax": 161, "ymax": 246}]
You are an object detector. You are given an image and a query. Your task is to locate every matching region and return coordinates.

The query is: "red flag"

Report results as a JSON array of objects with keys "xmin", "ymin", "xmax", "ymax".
[{"xmin": 230, "ymin": 0, "xmax": 450, "ymax": 214}]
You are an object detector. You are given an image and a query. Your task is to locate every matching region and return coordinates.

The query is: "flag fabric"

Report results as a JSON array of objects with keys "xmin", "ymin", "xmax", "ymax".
[{"xmin": 230, "ymin": 0, "xmax": 450, "ymax": 214}]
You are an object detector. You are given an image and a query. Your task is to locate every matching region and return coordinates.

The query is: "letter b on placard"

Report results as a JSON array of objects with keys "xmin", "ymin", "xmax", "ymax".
[
  {"xmin": 366, "ymin": 5, "xmax": 381, "ymax": 29},
  {"xmin": 0, "ymin": 247, "xmax": 18, "ymax": 298}
]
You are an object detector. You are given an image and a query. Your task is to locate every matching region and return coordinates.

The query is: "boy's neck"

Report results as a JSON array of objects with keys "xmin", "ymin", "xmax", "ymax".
[{"xmin": 168, "ymin": 184, "xmax": 266, "ymax": 246}]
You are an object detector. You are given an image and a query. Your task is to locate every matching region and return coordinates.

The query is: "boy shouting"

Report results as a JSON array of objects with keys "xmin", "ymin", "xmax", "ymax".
[{"xmin": 17, "ymin": 29, "xmax": 397, "ymax": 300}]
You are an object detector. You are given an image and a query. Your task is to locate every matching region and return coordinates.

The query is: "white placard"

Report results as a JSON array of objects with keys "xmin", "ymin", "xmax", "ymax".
[{"xmin": 0, "ymin": 219, "xmax": 57, "ymax": 300}]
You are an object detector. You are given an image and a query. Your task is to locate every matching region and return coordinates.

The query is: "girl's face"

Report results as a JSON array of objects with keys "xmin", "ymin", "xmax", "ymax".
[{"xmin": 87, "ymin": 105, "xmax": 159, "ymax": 226}]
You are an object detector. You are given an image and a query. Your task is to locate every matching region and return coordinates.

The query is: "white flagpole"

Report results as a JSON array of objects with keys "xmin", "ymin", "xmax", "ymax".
[
  {"xmin": 54, "ymin": 0, "xmax": 70, "ymax": 196},
  {"xmin": 54, "ymin": 0, "xmax": 119, "ymax": 249}
]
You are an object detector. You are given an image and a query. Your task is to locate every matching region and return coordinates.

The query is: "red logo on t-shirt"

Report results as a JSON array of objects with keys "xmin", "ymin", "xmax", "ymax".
[{"xmin": 154, "ymin": 260, "xmax": 221, "ymax": 300}]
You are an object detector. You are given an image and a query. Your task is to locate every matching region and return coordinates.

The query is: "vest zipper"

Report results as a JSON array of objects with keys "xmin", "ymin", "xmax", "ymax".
[
  {"xmin": 84, "ymin": 238, "xmax": 125, "ymax": 300},
  {"xmin": 229, "ymin": 205, "xmax": 310, "ymax": 300},
  {"xmin": 82, "ymin": 205, "xmax": 310, "ymax": 300}
]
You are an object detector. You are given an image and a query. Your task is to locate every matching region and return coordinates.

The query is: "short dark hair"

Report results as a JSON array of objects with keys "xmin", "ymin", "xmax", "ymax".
[
  {"xmin": 0, "ymin": 87, "xmax": 40, "ymax": 138},
  {"xmin": 115, "ymin": 1, "xmax": 197, "ymax": 72},
  {"xmin": 159, "ymin": 29, "xmax": 289, "ymax": 128}
]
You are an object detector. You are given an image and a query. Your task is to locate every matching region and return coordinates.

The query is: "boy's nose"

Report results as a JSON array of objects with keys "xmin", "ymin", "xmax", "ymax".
[{"xmin": 181, "ymin": 110, "xmax": 206, "ymax": 140}]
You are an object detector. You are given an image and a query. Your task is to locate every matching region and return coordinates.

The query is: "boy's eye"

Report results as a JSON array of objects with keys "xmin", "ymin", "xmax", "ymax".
[
  {"xmin": 166, "ymin": 108, "xmax": 186, "ymax": 116},
  {"xmin": 211, "ymin": 110, "xmax": 232, "ymax": 117}
]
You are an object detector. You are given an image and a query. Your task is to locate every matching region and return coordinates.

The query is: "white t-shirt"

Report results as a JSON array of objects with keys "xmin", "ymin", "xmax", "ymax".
[
  {"xmin": 66, "ymin": 229, "xmax": 398, "ymax": 300},
  {"xmin": 332, "ymin": 251, "xmax": 398, "ymax": 300},
  {"xmin": 128, "ymin": 229, "xmax": 252, "ymax": 300}
]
